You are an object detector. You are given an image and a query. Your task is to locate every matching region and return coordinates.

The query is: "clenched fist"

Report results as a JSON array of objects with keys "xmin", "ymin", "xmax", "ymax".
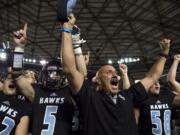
[
  {"xmin": 159, "ymin": 38, "xmax": 171, "ymax": 55},
  {"xmin": 119, "ymin": 64, "xmax": 128, "ymax": 75},
  {"xmin": 174, "ymin": 54, "xmax": 180, "ymax": 61}
]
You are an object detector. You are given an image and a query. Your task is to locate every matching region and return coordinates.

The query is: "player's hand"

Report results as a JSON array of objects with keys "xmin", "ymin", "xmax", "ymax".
[
  {"xmin": 63, "ymin": 13, "xmax": 76, "ymax": 29},
  {"xmin": 174, "ymin": 54, "xmax": 180, "ymax": 61},
  {"xmin": 119, "ymin": 64, "xmax": 128, "ymax": 75},
  {"xmin": 14, "ymin": 23, "xmax": 27, "ymax": 46},
  {"xmin": 23, "ymin": 70, "xmax": 37, "ymax": 84},
  {"xmin": 13, "ymin": 23, "xmax": 28, "ymax": 46},
  {"xmin": 159, "ymin": 38, "xmax": 171, "ymax": 55}
]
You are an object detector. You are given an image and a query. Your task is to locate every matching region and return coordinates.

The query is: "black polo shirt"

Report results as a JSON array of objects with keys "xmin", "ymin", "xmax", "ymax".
[{"xmin": 75, "ymin": 81, "xmax": 147, "ymax": 135}]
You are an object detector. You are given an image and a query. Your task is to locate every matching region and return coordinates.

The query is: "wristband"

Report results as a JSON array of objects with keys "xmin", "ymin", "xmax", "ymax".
[
  {"xmin": 159, "ymin": 53, "xmax": 168, "ymax": 59},
  {"xmin": 61, "ymin": 27, "xmax": 73, "ymax": 33}
]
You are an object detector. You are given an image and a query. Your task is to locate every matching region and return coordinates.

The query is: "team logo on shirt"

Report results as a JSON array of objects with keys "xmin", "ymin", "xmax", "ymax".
[
  {"xmin": 2, "ymin": 101, "xmax": 10, "ymax": 106},
  {"xmin": 39, "ymin": 97, "xmax": 65, "ymax": 104},
  {"xmin": 0, "ymin": 104, "xmax": 18, "ymax": 117},
  {"xmin": 156, "ymin": 100, "xmax": 161, "ymax": 104},
  {"xmin": 17, "ymin": 95, "xmax": 26, "ymax": 101},
  {"xmin": 50, "ymin": 92, "xmax": 57, "ymax": 97},
  {"xmin": 150, "ymin": 103, "xmax": 169, "ymax": 110}
]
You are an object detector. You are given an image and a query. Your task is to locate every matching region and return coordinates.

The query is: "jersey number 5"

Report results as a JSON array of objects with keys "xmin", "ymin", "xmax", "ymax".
[
  {"xmin": 0, "ymin": 116, "xmax": 15, "ymax": 135},
  {"xmin": 41, "ymin": 106, "xmax": 58, "ymax": 135},
  {"xmin": 151, "ymin": 110, "xmax": 171, "ymax": 135}
]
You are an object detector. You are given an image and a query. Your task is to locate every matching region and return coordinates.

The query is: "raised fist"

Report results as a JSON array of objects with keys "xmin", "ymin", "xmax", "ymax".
[
  {"xmin": 57, "ymin": 0, "xmax": 77, "ymax": 23},
  {"xmin": 68, "ymin": 13, "xmax": 76, "ymax": 27},
  {"xmin": 174, "ymin": 54, "xmax": 180, "ymax": 61},
  {"xmin": 119, "ymin": 64, "xmax": 128, "ymax": 74},
  {"xmin": 159, "ymin": 38, "xmax": 171, "ymax": 55},
  {"xmin": 63, "ymin": 13, "xmax": 76, "ymax": 29}
]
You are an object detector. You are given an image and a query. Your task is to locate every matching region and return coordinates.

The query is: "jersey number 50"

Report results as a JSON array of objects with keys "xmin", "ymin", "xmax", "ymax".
[
  {"xmin": 151, "ymin": 110, "xmax": 171, "ymax": 135},
  {"xmin": 41, "ymin": 106, "xmax": 58, "ymax": 135}
]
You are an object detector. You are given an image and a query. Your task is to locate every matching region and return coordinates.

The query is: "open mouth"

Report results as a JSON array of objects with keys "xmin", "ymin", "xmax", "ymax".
[
  {"xmin": 9, "ymin": 84, "xmax": 15, "ymax": 89},
  {"xmin": 8, "ymin": 80, "xmax": 15, "ymax": 88},
  {"xmin": 110, "ymin": 76, "xmax": 119, "ymax": 86}
]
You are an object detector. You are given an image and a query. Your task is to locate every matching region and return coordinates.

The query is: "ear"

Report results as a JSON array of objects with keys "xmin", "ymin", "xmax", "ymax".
[
  {"xmin": 117, "ymin": 76, "xmax": 121, "ymax": 81},
  {"xmin": 96, "ymin": 76, "xmax": 101, "ymax": 85},
  {"xmin": 92, "ymin": 76, "xmax": 101, "ymax": 85},
  {"xmin": 92, "ymin": 76, "xmax": 97, "ymax": 83}
]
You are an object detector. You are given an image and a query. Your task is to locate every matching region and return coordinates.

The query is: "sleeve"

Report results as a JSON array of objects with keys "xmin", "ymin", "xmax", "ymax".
[
  {"xmin": 74, "ymin": 80, "xmax": 94, "ymax": 111},
  {"xmin": 126, "ymin": 82, "xmax": 148, "ymax": 106},
  {"xmin": 161, "ymin": 88, "xmax": 175, "ymax": 105},
  {"xmin": 21, "ymin": 102, "xmax": 33, "ymax": 117},
  {"xmin": 168, "ymin": 92, "xmax": 175, "ymax": 104}
]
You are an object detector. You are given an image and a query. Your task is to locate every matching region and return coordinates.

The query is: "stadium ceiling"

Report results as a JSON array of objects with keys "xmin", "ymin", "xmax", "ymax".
[{"xmin": 0, "ymin": 0, "xmax": 180, "ymax": 81}]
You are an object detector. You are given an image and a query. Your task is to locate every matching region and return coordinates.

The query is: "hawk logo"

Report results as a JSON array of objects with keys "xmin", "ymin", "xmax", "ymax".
[
  {"xmin": 156, "ymin": 100, "xmax": 161, "ymax": 104},
  {"xmin": 2, "ymin": 101, "xmax": 10, "ymax": 106},
  {"xmin": 50, "ymin": 92, "xmax": 57, "ymax": 97},
  {"xmin": 0, "ymin": 104, "xmax": 18, "ymax": 117}
]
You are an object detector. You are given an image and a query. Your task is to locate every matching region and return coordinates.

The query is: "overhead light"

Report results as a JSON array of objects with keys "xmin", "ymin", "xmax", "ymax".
[
  {"xmin": 117, "ymin": 57, "xmax": 140, "ymax": 64},
  {"xmin": 32, "ymin": 59, "xmax": 36, "ymax": 63},
  {"xmin": 133, "ymin": 58, "xmax": 136, "ymax": 62},
  {"xmin": 129, "ymin": 58, "xmax": 132, "ymax": 62},
  {"xmin": 40, "ymin": 60, "xmax": 48, "ymax": 65},
  {"xmin": 124, "ymin": 58, "xmax": 128, "ymax": 63},
  {"xmin": 108, "ymin": 59, "xmax": 112, "ymax": 64},
  {"xmin": 25, "ymin": 58, "xmax": 28, "ymax": 62},
  {"xmin": 120, "ymin": 59, "xmax": 124, "ymax": 63},
  {"xmin": 28, "ymin": 59, "xmax": 32, "ymax": 62}
]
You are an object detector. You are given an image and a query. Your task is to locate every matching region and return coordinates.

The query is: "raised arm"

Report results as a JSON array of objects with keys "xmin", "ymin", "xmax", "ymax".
[
  {"xmin": 140, "ymin": 38, "xmax": 171, "ymax": 91},
  {"xmin": 16, "ymin": 76, "xmax": 35, "ymax": 102},
  {"xmin": 13, "ymin": 23, "xmax": 35, "ymax": 102},
  {"xmin": 119, "ymin": 64, "xmax": 130, "ymax": 89},
  {"xmin": 75, "ymin": 53, "xmax": 88, "ymax": 78},
  {"xmin": 168, "ymin": 54, "xmax": 180, "ymax": 107},
  {"xmin": 72, "ymin": 26, "xmax": 88, "ymax": 78},
  {"xmin": 61, "ymin": 15, "xmax": 84, "ymax": 95},
  {"xmin": 13, "ymin": 23, "xmax": 27, "ymax": 52},
  {"xmin": 167, "ymin": 54, "xmax": 180, "ymax": 93}
]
